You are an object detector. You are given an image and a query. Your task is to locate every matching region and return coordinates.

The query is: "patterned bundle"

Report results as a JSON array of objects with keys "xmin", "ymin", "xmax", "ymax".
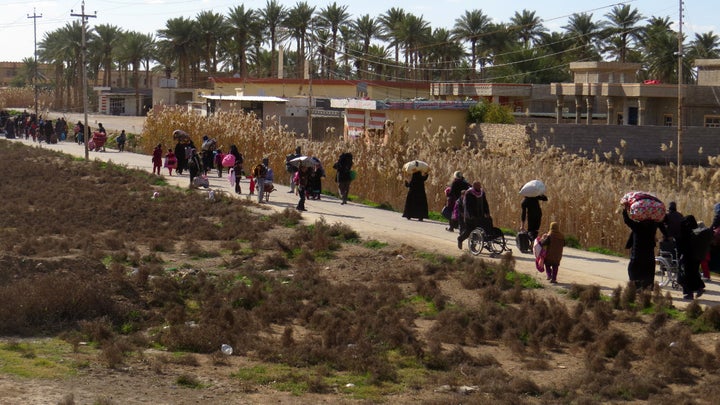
[{"xmin": 620, "ymin": 191, "xmax": 665, "ymax": 222}]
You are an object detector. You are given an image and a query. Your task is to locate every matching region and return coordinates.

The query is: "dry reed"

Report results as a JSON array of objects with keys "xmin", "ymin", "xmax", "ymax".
[{"xmin": 140, "ymin": 108, "xmax": 720, "ymax": 253}]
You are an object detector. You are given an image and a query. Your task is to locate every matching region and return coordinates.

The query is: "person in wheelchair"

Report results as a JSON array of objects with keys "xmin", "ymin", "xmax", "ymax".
[{"xmin": 457, "ymin": 181, "xmax": 491, "ymax": 250}]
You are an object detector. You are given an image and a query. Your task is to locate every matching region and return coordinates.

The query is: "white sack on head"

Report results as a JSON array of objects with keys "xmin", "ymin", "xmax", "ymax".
[{"xmin": 519, "ymin": 180, "xmax": 546, "ymax": 197}]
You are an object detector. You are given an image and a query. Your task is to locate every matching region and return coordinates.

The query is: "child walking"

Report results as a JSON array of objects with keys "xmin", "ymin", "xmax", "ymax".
[
  {"xmin": 214, "ymin": 149, "xmax": 224, "ymax": 178},
  {"xmin": 164, "ymin": 149, "xmax": 177, "ymax": 176},
  {"xmin": 540, "ymin": 222, "xmax": 565, "ymax": 283},
  {"xmin": 152, "ymin": 144, "xmax": 163, "ymax": 175}
]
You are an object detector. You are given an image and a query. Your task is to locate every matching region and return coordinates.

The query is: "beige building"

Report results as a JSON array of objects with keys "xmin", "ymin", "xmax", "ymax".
[
  {"xmin": 0, "ymin": 61, "xmax": 54, "ymax": 87},
  {"xmin": 550, "ymin": 61, "xmax": 720, "ymax": 127},
  {"xmin": 207, "ymin": 77, "xmax": 430, "ymax": 100}
]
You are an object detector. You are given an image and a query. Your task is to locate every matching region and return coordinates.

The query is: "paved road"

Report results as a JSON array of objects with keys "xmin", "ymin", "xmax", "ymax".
[{"xmin": 17, "ymin": 112, "xmax": 718, "ymax": 308}]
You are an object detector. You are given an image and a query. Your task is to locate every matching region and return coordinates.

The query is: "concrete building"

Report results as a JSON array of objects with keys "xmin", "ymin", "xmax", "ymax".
[{"xmin": 549, "ymin": 61, "xmax": 720, "ymax": 127}]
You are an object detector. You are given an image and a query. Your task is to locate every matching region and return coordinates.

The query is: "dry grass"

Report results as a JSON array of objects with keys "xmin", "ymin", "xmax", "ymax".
[
  {"xmin": 139, "ymin": 108, "xmax": 720, "ymax": 253},
  {"xmin": 1, "ymin": 139, "xmax": 720, "ymax": 403},
  {"xmin": 0, "ymin": 87, "xmax": 53, "ymax": 111}
]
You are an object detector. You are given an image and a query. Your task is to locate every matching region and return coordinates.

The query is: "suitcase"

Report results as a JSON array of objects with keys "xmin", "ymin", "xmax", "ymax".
[{"xmin": 516, "ymin": 231, "xmax": 532, "ymax": 253}]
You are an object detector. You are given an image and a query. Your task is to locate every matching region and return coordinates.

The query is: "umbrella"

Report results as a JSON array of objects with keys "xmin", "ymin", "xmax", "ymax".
[{"xmin": 288, "ymin": 155, "xmax": 317, "ymax": 167}]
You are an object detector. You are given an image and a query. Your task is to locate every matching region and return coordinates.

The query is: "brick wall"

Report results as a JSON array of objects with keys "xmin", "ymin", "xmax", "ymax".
[
  {"xmin": 475, "ymin": 123, "xmax": 720, "ymax": 165},
  {"xmin": 531, "ymin": 124, "xmax": 720, "ymax": 165}
]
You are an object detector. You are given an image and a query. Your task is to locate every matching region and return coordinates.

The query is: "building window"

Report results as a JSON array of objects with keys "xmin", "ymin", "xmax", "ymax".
[
  {"xmin": 110, "ymin": 98, "xmax": 125, "ymax": 115},
  {"xmin": 663, "ymin": 114, "xmax": 673, "ymax": 127},
  {"xmin": 706, "ymin": 116, "xmax": 720, "ymax": 128}
]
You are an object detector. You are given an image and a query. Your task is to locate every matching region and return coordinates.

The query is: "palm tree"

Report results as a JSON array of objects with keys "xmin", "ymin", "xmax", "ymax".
[
  {"xmin": 41, "ymin": 22, "xmax": 84, "ymax": 109},
  {"xmin": 38, "ymin": 29, "xmax": 67, "ymax": 107},
  {"xmin": 535, "ymin": 31, "xmax": 574, "ymax": 67},
  {"xmin": 398, "ymin": 13, "xmax": 431, "ymax": 79},
  {"xmin": 338, "ymin": 25, "xmax": 356, "ymax": 78},
  {"xmin": 354, "ymin": 14, "xmax": 381, "ymax": 80},
  {"xmin": 195, "ymin": 10, "xmax": 226, "ymax": 74},
  {"xmin": 117, "ymin": 31, "xmax": 155, "ymax": 115},
  {"xmin": 452, "ymin": 9, "xmax": 491, "ymax": 78},
  {"xmin": 93, "ymin": 24, "xmax": 123, "ymax": 87},
  {"xmin": 479, "ymin": 22, "xmax": 515, "ymax": 80},
  {"xmin": 562, "ymin": 13, "xmax": 605, "ymax": 61},
  {"xmin": 317, "ymin": 2, "xmax": 350, "ymax": 78},
  {"xmin": 687, "ymin": 32, "xmax": 720, "ymax": 60},
  {"xmin": 226, "ymin": 5, "xmax": 259, "ymax": 78},
  {"xmin": 157, "ymin": 17, "xmax": 199, "ymax": 87},
  {"xmin": 258, "ymin": 0, "xmax": 287, "ymax": 78},
  {"xmin": 366, "ymin": 44, "xmax": 391, "ymax": 80},
  {"xmin": 379, "ymin": 7, "xmax": 406, "ymax": 80},
  {"xmin": 509, "ymin": 9, "xmax": 546, "ymax": 48},
  {"xmin": 283, "ymin": 2, "xmax": 316, "ymax": 78},
  {"xmin": 427, "ymin": 28, "xmax": 465, "ymax": 81},
  {"xmin": 638, "ymin": 16, "xmax": 691, "ymax": 84},
  {"xmin": 603, "ymin": 5, "xmax": 643, "ymax": 62},
  {"xmin": 313, "ymin": 29, "xmax": 331, "ymax": 78}
]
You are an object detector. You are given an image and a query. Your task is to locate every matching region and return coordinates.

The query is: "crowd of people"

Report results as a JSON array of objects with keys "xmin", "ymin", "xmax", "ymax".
[
  {"xmin": 161, "ymin": 132, "xmax": 354, "ymax": 212},
  {"xmin": 4, "ymin": 113, "xmax": 715, "ymax": 297},
  {"xmin": 1, "ymin": 110, "xmax": 70, "ymax": 143},
  {"xmin": 624, "ymin": 200, "xmax": 715, "ymax": 300}
]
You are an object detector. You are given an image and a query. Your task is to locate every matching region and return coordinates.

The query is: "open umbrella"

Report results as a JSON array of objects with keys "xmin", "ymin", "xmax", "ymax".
[{"xmin": 288, "ymin": 155, "xmax": 317, "ymax": 167}]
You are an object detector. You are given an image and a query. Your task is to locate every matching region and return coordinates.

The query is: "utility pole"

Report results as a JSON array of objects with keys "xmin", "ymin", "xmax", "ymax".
[
  {"xmin": 71, "ymin": 1, "xmax": 96, "ymax": 160},
  {"xmin": 307, "ymin": 20, "xmax": 314, "ymax": 140},
  {"xmin": 27, "ymin": 9, "xmax": 42, "ymax": 118},
  {"xmin": 676, "ymin": 0, "xmax": 684, "ymax": 189}
]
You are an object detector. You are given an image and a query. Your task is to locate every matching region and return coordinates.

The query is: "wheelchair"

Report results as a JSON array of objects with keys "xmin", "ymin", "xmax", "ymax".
[
  {"xmin": 468, "ymin": 218, "xmax": 510, "ymax": 257},
  {"xmin": 655, "ymin": 238, "xmax": 681, "ymax": 289}
]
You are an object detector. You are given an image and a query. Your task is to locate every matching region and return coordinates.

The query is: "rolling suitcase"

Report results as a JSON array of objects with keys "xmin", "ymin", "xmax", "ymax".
[{"xmin": 516, "ymin": 230, "xmax": 532, "ymax": 253}]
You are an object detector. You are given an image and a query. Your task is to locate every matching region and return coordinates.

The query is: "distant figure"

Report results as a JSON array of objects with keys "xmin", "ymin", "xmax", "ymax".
[
  {"xmin": 521, "ymin": 194, "xmax": 548, "ymax": 240},
  {"xmin": 296, "ymin": 165, "xmax": 310, "ymax": 211},
  {"xmin": 253, "ymin": 158, "xmax": 270, "ymax": 203},
  {"xmin": 677, "ymin": 215, "xmax": 707, "ymax": 300},
  {"xmin": 457, "ymin": 181, "xmax": 491, "ymax": 250},
  {"xmin": 308, "ymin": 157, "xmax": 324, "ymax": 200},
  {"xmin": 445, "ymin": 171, "xmax": 470, "ymax": 232},
  {"xmin": 402, "ymin": 171, "xmax": 429, "ymax": 221},
  {"xmin": 75, "ymin": 121, "xmax": 84, "ymax": 144},
  {"xmin": 152, "ymin": 144, "xmax": 163, "ymax": 175},
  {"xmin": 116, "ymin": 130, "xmax": 127, "ymax": 152},
  {"xmin": 622, "ymin": 208, "xmax": 659, "ymax": 291},
  {"xmin": 540, "ymin": 222, "xmax": 565, "ymax": 283},
  {"xmin": 229, "ymin": 144, "xmax": 244, "ymax": 194},
  {"xmin": 187, "ymin": 148, "xmax": 202, "ymax": 187},
  {"xmin": 164, "ymin": 148, "xmax": 177, "ymax": 176},
  {"xmin": 174, "ymin": 139, "xmax": 187, "ymax": 175},
  {"xmin": 333, "ymin": 152, "xmax": 353, "ymax": 205},
  {"xmin": 661, "ymin": 201, "xmax": 683, "ymax": 242},
  {"xmin": 285, "ymin": 146, "xmax": 301, "ymax": 194}
]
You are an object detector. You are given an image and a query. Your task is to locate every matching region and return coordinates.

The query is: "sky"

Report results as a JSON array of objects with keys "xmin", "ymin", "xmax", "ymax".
[{"xmin": 1, "ymin": 0, "xmax": 716, "ymax": 63}]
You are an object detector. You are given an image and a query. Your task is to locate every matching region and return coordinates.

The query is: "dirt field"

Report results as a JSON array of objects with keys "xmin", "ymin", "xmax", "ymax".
[{"xmin": 1, "ymin": 133, "xmax": 720, "ymax": 404}]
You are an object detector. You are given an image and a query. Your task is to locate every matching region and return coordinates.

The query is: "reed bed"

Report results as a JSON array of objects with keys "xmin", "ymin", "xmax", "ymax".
[
  {"xmin": 0, "ymin": 87, "xmax": 53, "ymax": 111},
  {"xmin": 140, "ymin": 108, "xmax": 720, "ymax": 253}
]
